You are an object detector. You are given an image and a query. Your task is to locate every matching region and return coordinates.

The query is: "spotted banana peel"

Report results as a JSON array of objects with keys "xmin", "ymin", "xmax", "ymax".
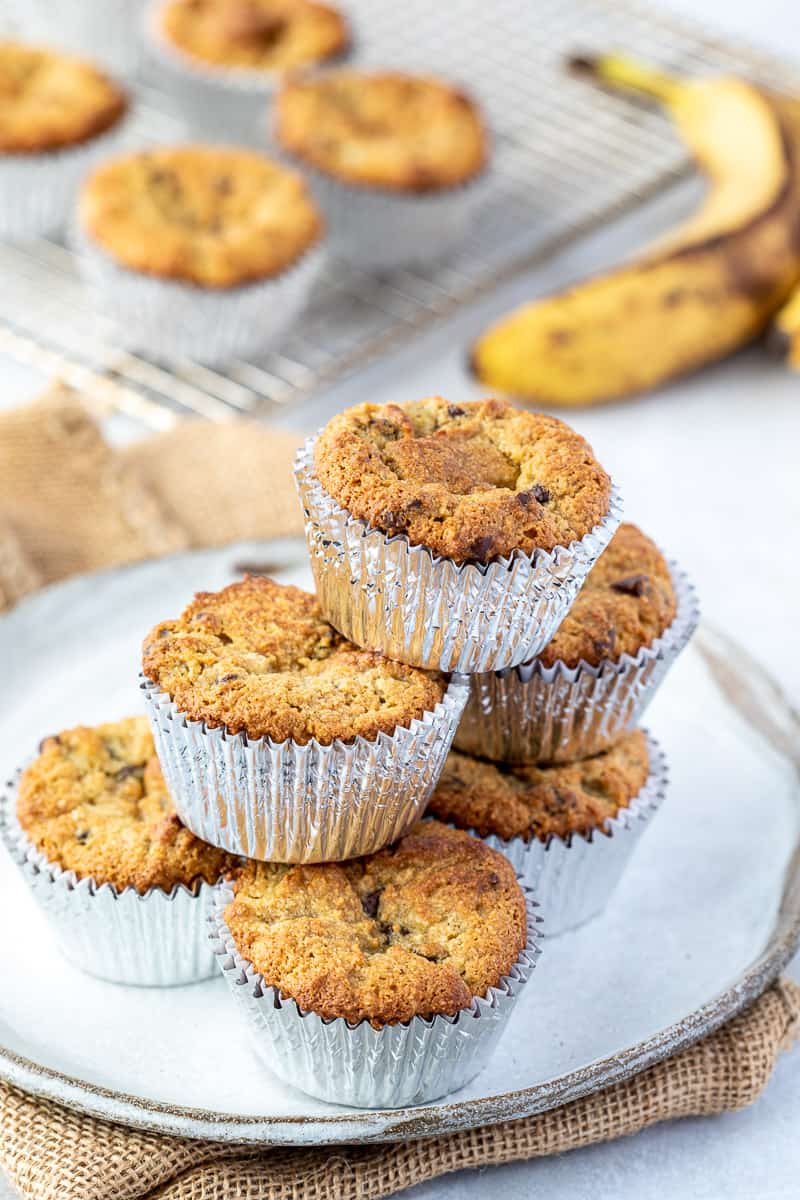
[{"xmin": 471, "ymin": 55, "xmax": 800, "ymax": 406}]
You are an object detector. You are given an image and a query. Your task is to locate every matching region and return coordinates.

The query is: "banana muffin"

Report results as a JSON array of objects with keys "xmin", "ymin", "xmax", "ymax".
[
  {"xmin": 78, "ymin": 145, "xmax": 323, "ymax": 288},
  {"xmin": 16, "ymin": 717, "xmax": 234, "ymax": 893},
  {"xmin": 538, "ymin": 523, "xmax": 676, "ymax": 668},
  {"xmin": 223, "ymin": 819, "xmax": 527, "ymax": 1027},
  {"xmin": 312, "ymin": 395, "xmax": 613, "ymax": 565},
  {"xmin": 428, "ymin": 730, "xmax": 651, "ymax": 843},
  {"xmin": 142, "ymin": 575, "xmax": 445, "ymax": 745},
  {"xmin": 0, "ymin": 41, "xmax": 127, "ymax": 154},
  {"xmin": 158, "ymin": 0, "xmax": 349, "ymax": 74},
  {"xmin": 274, "ymin": 71, "xmax": 487, "ymax": 192}
]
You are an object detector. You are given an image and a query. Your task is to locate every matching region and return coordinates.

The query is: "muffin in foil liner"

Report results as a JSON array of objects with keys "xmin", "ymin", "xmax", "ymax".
[
  {"xmin": 8, "ymin": 0, "xmax": 145, "ymax": 78},
  {"xmin": 455, "ymin": 564, "xmax": 699, "ymax": 763},
  {"xmin": 73, "ymin": 228, "xmax": 325, "ymax": 366},
  {"xmin": 141, "ymin": 675, "xmax": 469, "ymax": 863},
  {"xmin": 468, "ymin": 733, "xmax": 667, "ymax": 937},
  {"xmin": 294, "ymin": 438, "xmax": 623, "ymax": 674},
  {"xmin": 0, "ymin": 116, "xmax": 130, "ymax": 242},
  {"xmin": 209, "ymin": 883, "xmax": 542, "ymax": 1108},
  {"xmin": 0, "ymin": 776, "xmax": 218, "ymax": 986}
]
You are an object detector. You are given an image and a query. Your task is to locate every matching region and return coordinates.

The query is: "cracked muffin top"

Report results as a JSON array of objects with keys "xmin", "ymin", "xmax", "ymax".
[
  {"xmin": 142, "ymin": 575, "xmax": 446, "ymax": 744},
  {"xmin": 16, "ymin": 717, "xmax": 236, "ymax": 893},
  {"xmin": 158, "ymin": 0, "xmax": 348, "ymax": 74},
  {"xmin": 0, "ymin": 41, "xmax": 127, "ymax": 154},
  {"xmin": 78, "ymin": 146, "xmax": 323, "ymax": 288},
  {"xmin": 537, "ymin": 523, "xmax": 678, "ymax": 669},
  {"xmin": 427, "ymin": 730, "xmax": 650, "ymax": 843},
  {"xmin": 275, "ymin": 71, "xmax": 487, "ymax": 191},
  {"xmin": 224, "ymin": 819, "xmax": 527, "ymax": 1027},
  {"xmin": 313, "ymin": 396, "xmax": 612, "ymax": 564}
]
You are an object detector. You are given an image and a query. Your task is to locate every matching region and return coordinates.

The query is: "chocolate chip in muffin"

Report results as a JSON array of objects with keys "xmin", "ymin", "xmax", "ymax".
[{"xmin": 611, "ymin": 573, "xmax": 650, "ymax": 597}]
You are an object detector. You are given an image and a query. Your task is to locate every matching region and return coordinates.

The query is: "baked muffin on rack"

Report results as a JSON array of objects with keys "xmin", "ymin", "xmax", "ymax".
[
  {"xmin": 0, "ymin": 41, "xmax": 128, "ymax": 238},
  {"xmin": 75, "ymin": 144, "xmax": 325, "ymax": 362},
  {"xmin": 273, "ymin": 70, "xmax": 489, "ymax": 267}
]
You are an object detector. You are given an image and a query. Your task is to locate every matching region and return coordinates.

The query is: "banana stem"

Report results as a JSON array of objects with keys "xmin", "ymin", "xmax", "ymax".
[{"xmin": 570, "ymin": 53, "xmax": 683, "ymax": 107}]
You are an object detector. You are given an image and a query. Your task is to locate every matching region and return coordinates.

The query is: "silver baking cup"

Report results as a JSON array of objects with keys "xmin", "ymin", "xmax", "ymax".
[
  {"xmin": 0, "ymin": 777, "xmax": 218, "ymax": 986},
  {"xmin": 295, "ymin": 439, "xmax": 623, "ymax": 674},
  {"xmin": 455, "ymin": 563, "xmax": 698, "ymax": 763},
  {"xmin": 141, "ymin": 675, "xmax": 469, "ymax": 863},
  {"xmin": 0, "ymin": 116, "xmax": 130, "ymax": 242},
  {"xmin": 8, "ymin": 0, "xmax": 145, "ymax": 77},
  {"xmin": 73, "ymin": 228, "xmax": 325, "ymax": 365},
  {"xmin": 471, "ymin": 732, "xmax": 667, "ymax": 937},
  {"xmin": 209, "ymin": 883, "xmax": 542, "ymax": 1107},
  {"xmin": 273, "ymin": 146, "xmax": 492, "ymax": 270}
]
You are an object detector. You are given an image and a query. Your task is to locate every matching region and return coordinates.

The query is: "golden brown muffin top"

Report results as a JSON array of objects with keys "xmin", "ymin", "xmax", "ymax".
[
  {"xmin": 427, "ymin": 730, "xmax": 650, "ymax": 842},
  {"xmin": 313, "ymin": 396, "xmax": 613, "ymax": 564},
  {"xmin": 159, "ymin": 0, "xmax": 348, "ymax": 73},
  {"xmin": 143, "ymin": 575, "xmax": 446, "ymax": 745},
  {"xmin": 16, "ymin": 717, "xmax": 236, "ymax": 894},
  {"xmin": 537, "ymin": 523, "xmax": 677, "ymax": 669},
  {"xmin": 0, "ymin": 41, "xmax": 127, "ymax": 155},
  {"xmin": 275, "ymin": 71, "xmax": 487, "ymax": 191},
  {"xmin": 79, "ymin": 146, "xmax": 323, "ymax": 288},
  {"xmin": 224, "ymin": 820, "xmax": 527, "ymax": 1027}
]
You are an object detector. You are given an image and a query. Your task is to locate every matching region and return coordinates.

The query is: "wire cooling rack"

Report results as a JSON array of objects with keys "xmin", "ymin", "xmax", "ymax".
[{"xmin": 1, "ymin": 0, "xmax": 799, "ymax": 428}]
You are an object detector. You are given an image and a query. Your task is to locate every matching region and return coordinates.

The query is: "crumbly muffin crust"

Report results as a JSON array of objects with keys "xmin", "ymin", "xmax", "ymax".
[
  {"xmin": 537, "ymin": 523, "xmax": 677, "ymax": 669},
  {"xmin": 427, "ymin": 730, "xmax": 650, "ymax": 842},
  {"xmin": 159, "ymin": 0, "xmax": 348, "ymax": 73},
  {"xmin": 275, "ymin": 71, "xmax": 487, "ymax": 192},
  {"xmin": 313, "ymin": 396, "xmax": 612, "ymax": 564},
  {"xmin": 16, "ymin": 717, "xmax": 235, "ymax": 893},
  {"xmin": 142, "ymin": 575, "xmax": 445, "ymax": 745},
  {"xmin": 78, "ymin": 146, "xmax": 323, "ymax": 288},
  {"xmin": 224, "ymin": 819, "xmax": 527, "ymax": 1027},
  {"xmin": 0, "ymin": 42, "xmax": 127, "ymax": 155}
]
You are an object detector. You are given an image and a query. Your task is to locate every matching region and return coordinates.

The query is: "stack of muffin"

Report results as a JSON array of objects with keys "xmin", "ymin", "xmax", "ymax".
[{"xmin": 1, "ymin": 397, "xmax": 697, "ymax": 1108}]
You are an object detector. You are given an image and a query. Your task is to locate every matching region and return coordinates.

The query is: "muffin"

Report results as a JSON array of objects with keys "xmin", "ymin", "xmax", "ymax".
[
  {"xmin": 210, "ymin": 820, "xmax": 541, "ymax": 1106},
  {"xmin": 455, "ymin": 523, "xmax": 699, "ymax": 762},
  {"xmin": 141, "ymin": 575, "xmax": 468, "ymax": 861},
  {"xmin": 426, "ymin": 730, "xmax": 667, "ymax": 935},
  {"xmin": 273, "ymin": 70, "xmax": 490, "ymax": 268},
  {"xmin": 75, "ymin": 145, "xmax": 325, "ymax": 363},
  {"xmin": 294, "ymin": 396, "xmax": 621, "ymax": 672},
  {"xmin": 2, "ymin": 717, "xmax": 236, "ymax": 985},
  {"xmin": 9, "ymin": 0, "xmax": 146, "ymax": 78},
  {"xmin": 148, "ymin": 0, "xmax": 349, "ymax": 142},
  {"xmin": 0, "ymin": 41, "xmax": 128, "ymax": 239}
]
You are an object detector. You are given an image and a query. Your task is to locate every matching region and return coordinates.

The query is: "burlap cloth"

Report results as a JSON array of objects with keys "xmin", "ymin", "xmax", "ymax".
[{"xmin": 0, "ymin": 386, "xmax": 798, "ymax": 1200}]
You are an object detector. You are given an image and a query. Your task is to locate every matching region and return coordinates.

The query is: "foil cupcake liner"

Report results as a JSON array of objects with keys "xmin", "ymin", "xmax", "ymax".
[
  {"xmin": 0, "ymin": 775, "xmax": 218, "ymax": 986},
  {"xmin": 473, "ymin": 732, "xmax": 667, "ymax": 936},
  {"xmin": 455, "ymin": 563, "xmax": 699, "ymax": 763},
  {"xmin": 209, "ymin": 882, "xmax": 542, "ymax": 1107},
  {"xmin": 0, "ymin": 115, "xmax": 130, "ymax": 241},
  {"xmin": 73, "ymin": 228, "xmax": 325, "ymax": 365},
  {"xmin": 295, "ymin": 438, "xmax": 623, "ymax": 673},
  {"xmin": 272, "ymin": 143, "xmax": 492, "ymax": 270},
  {"xmin": 9, "ymin": 0, "xmax": 145, "ymax": 77},
  {"xmin": 141, "ymin": 675, "xmax": 469, "ymax": 863}
]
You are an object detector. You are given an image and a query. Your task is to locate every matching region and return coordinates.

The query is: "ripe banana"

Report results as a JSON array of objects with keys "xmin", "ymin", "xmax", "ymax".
[
  {"xmin": 471, "ymin": 56, "xmax": 800, "ymax": 406},
  {"xmin": 769, "ymin": 286, "xmax": 800, "ymax": 368}
]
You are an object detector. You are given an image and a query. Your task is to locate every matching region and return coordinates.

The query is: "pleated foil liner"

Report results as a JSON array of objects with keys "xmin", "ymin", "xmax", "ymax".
[
  {"xmin": 73, "ymin": 228, "xmax": 325, "ymax": 366},
  {"xmin": 141, "ymin": 675, "xmax": 469, "ymax": 863},
  {"xmin": 455, "ymin": 563, "xmax": 699, "ymax": 763},
  {"xmin": 10, "ymin": 0, "xmax": 146, "ymax": 78},
  {"xmin": 209, "ymin": 884, "xmax": 542, "ymax": 1108},
  {"xmin": 0, "ymin": 777, "xmax": 218, "ymax": 986},
  {"xmin": 295, "ymin": 439, "xmax": 623, "ymax": 674},
  {"xmin": 474, "ymin": 732, "xmax": 667, "ymax": 937},
  {"xmin": 272, "ymin": 144, "xmax": 492, "ymax": 270},
  {"xmin": 0, "ymin": 114, "xmax": 131, "ymax": 241}
]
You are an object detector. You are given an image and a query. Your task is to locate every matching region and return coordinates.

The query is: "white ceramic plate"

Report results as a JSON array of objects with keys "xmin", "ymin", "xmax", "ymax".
[{"xmin": 1, "ymin": 540, "xmax": 798, "ymax": 1144}]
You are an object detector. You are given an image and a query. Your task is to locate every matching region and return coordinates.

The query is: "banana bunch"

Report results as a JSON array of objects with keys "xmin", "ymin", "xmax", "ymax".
[{"xmin": 471, "ymin": 56, "xmax": 800, "ymax": 407}]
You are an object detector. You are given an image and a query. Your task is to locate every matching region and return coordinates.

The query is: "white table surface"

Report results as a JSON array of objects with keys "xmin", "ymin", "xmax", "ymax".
[{"xmin": 1, "ymin": 0, "xmax": 799, "ymax": 1195}]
